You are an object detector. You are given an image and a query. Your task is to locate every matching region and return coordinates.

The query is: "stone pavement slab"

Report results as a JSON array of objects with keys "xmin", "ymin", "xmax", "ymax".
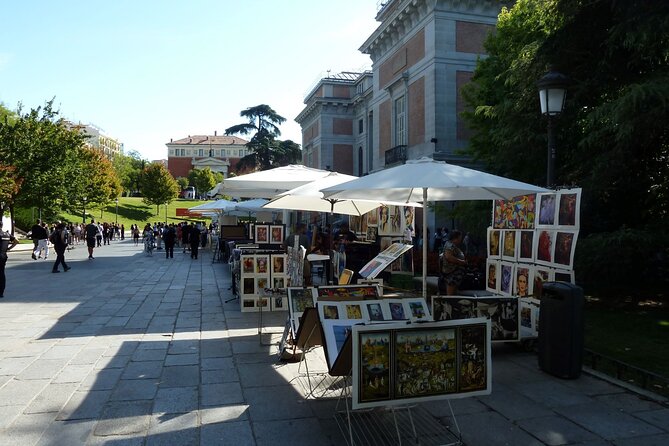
[{"xmin": 0, "ymin": 239, "xmax": 666, "ymax": 445}]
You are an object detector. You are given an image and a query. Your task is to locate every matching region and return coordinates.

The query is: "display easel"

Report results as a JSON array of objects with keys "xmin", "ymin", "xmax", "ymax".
[{"xmin": 292, "ymin": 308, "xmax": 328, "ymax": 397}]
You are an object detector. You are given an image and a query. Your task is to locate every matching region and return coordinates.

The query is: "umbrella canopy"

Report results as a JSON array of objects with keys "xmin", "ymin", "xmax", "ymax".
[
  {"xmin": 322, "ymin": 157, "xmax": 549, "ymax": 298},
  {"xmin": 220, "ymin": 164, "xmax": 332, "ymax": 198},
  {"xmin": 188, "ymin": 199, "xmax": 235, "ymax": 213},
  {"xmin": 263, "ymin": 172, "xmax": 399, "ymax": 216},
  {"xmin": 232, "ymin": 199, "xmax": 270, "ymax": 213}
]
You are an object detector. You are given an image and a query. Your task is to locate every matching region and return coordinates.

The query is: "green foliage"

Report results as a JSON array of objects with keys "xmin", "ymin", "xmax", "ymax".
[
  {"xmin": 176, "ymin": 176, "xmax": 189, "ymax": 190},
  {"xmin": 139, "ymin": 163, "xmax": 180, "ymax": 209},
  {"xmin": 187, "ymin": 167, "xmax": 217, "ymax": 197},
  {"xmin": 112, "ymin": 150, "xmax": 146, "ymax": 196},
  {"xmin": 575, "ymin": 228, "xmax": 669, "ymax": 296},
  {"xmin": 226, "ymin": 104, "xmax": 301, "ymax": 171}
]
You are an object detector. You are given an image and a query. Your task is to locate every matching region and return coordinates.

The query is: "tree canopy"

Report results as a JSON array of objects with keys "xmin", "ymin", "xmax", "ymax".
[
  {"xmin": 225, "ymin": 104, "xmax": 301, "ymax": 171},
  {"xmin": 187, "ymin": 167, "xmax": 217, "ymax": 198},
  {"xmin": 139, "ymin": 163, "xmax": 180, "ymax": 211}
]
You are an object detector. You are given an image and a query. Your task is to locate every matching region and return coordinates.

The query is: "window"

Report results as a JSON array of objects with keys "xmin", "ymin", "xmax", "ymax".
[
  {"xmin": 198, "ymin": 149, "xmax": 204, "ymax": 157},
  {"xmin": 358, "ymin": 119, "xmax": 364, "ymax": 134},
  {"xmin": 395, "ymin": 96, "xmax": 406, "ymax": 146}
]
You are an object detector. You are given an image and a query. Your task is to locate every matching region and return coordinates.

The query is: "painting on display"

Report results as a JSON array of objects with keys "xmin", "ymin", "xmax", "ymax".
[
  {"xmin": 514, "ymin": 265, "xmax": 533, "ymax": 297},
  {"xmin": 386, "ymin": 300, "xmax": 408, "ymax": 321},
  {"xmin": 557, "ymin": 188, "xmax": 581, "ymax": 229},
  {"xmin": 255, "ymin": 255, "xmax": 269, "ymax": 274},
  {"xmin": 487, "ymin": 228, "xmax": 501, "ymax": 260},
  {"xmin": 269, "ymin": 225, "xmax": 285, "ymax": 245},
  {"xmin": 272, "ymin": 255, "xmax": 286, "ymax": 275},
  {"xmin": 319, "ymin": 302, "xmax": 342, "ymax": 320},
  {"xmin": 352, "ymin": 319, "xmax": 491, "ymax": 409},
  {"xmin": 536, "ymin": 193, "xmax": 558, "ymax": 228},
  {"xmin": 377, "ymin": 205, "xmax": 404, "ymax": 236},
  {"xmin": 431, "ymin": 296, "xmax": 520, "ymax": 342},
  {"xmin": 242, "ymin": 255, "xmax": 254, "ymax": 274},
  {"xmin": 501, "ymin": 230, "xmax": 517, "ymax": 261},
  {"xmin": 533, "ymin": 267, "xmax": 553, "ymax": 297},
  {"xmin": 534, "ymin": 230, "xmax": 556, "ymax": 266},
  {"xmin": 254, "ymin": 224, "xmax": 269, "ymax": 244},
  {"xmin": 553, "ymin": 230, "xmax": 578, "ymax": 269},
  {"xmin": 405, "ymin": 298, "xmax": 431, "ymax": 322},
  {"xmin": 499, "ymin": 262, "xmax": 515, "ymax": 296},
  {"xmin": 518, "ymin": 230, "xmax": 535, "ymax": 262},
  {"xmin": 365, "ymin": 302, "xmax": 386, "ymax": 321},
  {"xmin": 493, "ymin": 194, "xmax": 536, "ymax": 229},
  {"xmin": 519, "ymin": 298, "xmax": 540, "ymax": 338},
  {"xmin": 242, "ymin": 278, "xmax": 255, "ymax": 295},
  {"xmin": 317, "ymin": 285, "xmax": 380, "ymax": 301},
  {"xmin": 366, "ymin": 208, "xmax": 378, "ymax": 226},
  {"xmin": 322, "ymin": 319, "xmax": 357, "ymax": 368},
  {"xmin": 403, "ymin": 206, "xmax": 415, "ymax": 237},
  {"xmin": 366, "ymin": 226, "xmax": 378, "ymax": 242},
  {"xmin": 553, "ymin": 269, "xmax": 575, "ymax": 284},
  {"xmin": 287, "ymin": 287, "xmax": 318, "ymax": 334},
  {"xmin": 486, "ymin": 260, "xmax": 500, "ymax": 294}
]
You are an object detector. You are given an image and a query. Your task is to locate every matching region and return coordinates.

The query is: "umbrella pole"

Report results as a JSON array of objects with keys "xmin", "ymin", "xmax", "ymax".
[{"xmin": 422, "ymin": 187, "xmax": 428, "ymax": 300}]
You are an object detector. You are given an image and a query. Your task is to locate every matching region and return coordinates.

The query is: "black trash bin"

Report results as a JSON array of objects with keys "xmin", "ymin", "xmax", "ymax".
[{"xmin": 538, "ymin": 282, "xmax": 584, "ymax": 379}]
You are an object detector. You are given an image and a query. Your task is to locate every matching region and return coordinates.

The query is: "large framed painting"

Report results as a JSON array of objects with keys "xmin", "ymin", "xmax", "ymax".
[
  {"xmin": 534, "ymin": 230, "xmax": 556, "ymax": 267},
  {"xmin": 536, "ymin": 193, "xmax": 558, "ymax": 228},
  {"xmin": 557, "ymin": 188, "xmax": 581, "ymax": 229},
  {"xmin": 431, "ymin": 296, "xmax": 520, "ymax": 342},
  {"xmin": 487, "ymin": 228, "xmax": 501, "ymax": 260},
  {"xmin": 287, "ymin": 287, "xmax": 318, "ymax": 334},
  {"xmin": 351, "ymin": 319, "xmax": 491, "ymax": 410},
  {"xmin": 553, "ymin": 230, "xmax": 578, "ymax": 269}
]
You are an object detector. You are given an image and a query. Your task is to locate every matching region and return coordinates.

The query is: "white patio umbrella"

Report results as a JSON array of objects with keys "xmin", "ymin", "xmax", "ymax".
[
  {"xmin": 220, "ymin": 165, "xmax": 332, "ymax": 199},
  {"xmin": 322, "ymin": 157, "xmax": 550, "ymax": 298},
  {"xmin": 188, "ymin": 199, "xmax": 236, "ymax": 213},
  {"xmin": 263, "ymin": 172, "xmax": 406, "ymax": 216}
]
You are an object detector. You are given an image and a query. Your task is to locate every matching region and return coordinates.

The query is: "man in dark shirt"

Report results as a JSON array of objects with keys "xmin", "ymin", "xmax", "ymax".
[
  {"xmin": 163, "ymin": 224, "xmax": 176, "ymax": 259},
  {"xmin": 85, "ymin": 218, "xmax": 99, "ymax": 259}
]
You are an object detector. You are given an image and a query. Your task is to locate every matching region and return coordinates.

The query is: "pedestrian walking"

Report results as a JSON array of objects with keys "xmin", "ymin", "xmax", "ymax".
[
  {"xmin": 120, "ymin": 224, "xmax": 125, "ymax": 240},
  {"xmin": 163, "ymin": 223, "xmax": 176, "ymax": 259},
  {"xmin": 0, "ymin": 220, "xmax": 18, "ymax": 298},
  {"xmin": 85, "ymin": 218, "xmax": 99, "ymax": 259},
  {"xmin": 31, "ymin": 220, "xmax": 49, "ymax": 260},
  {"xmin": 96, "ymin": 222, "xmax": 103, "ymax": 247},
  {"xmin": 181, "ymin": 222, "xmax": 190, "ymax": 253},
  {"xmin": 50, "ymin": 222, "xmax": 71, "ymax": 273},
  {"xmin": 189, "ymin": 223, "xmax": 199, "ymax": 259}
]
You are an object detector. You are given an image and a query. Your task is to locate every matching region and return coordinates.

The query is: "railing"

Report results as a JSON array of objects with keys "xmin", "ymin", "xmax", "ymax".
[
  {"xmin": 584, "ymin": 348, "xmax": 669, "ymax": 399},
  {"xmin": 384, "ymin": 145, "xmax": 407, "ymax": 166}
]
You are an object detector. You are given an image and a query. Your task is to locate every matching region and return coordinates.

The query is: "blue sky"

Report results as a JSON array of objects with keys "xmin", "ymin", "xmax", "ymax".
[{"xmin": 0, "ymin": 1, "xmax": 379, "ymax": 160}]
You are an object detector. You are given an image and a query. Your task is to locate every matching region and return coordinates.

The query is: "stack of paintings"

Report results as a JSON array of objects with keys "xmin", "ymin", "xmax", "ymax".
[{"xmin": 352, "ymin": 319, "xmax": 491, "ymax": 409}]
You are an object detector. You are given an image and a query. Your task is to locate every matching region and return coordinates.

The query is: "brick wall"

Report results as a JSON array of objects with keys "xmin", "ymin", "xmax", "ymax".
[
  {"xmin": 302, "ymin": 121, "xmax": 320, "ymax": 144},
  {"xmin": 456, "ymin": 21, "xmax": 494, "ymax": 54},
  {"xmin": 333, "ymin": 118, "xmax": 353, "ymax": 135},
  {"xmin": 456, "ymin": 70, "xmax": 474, "ymax": 140},
  {"xmin": 379, "ymin": 28, "xmax": 425, "ymax": 89},
  {"xmin": 168, "ymin": 158, "xmax": 193, "ymax": 178},
  {"xmin": 332, "ymin": 144, "xmax": 353, "ymax": 174},
  {"xmin": 379, "ymin": 99, "xmax": 391, "ymax": 156},
  {"xmin": 409, "ymin": 76, "xmax": 425, "ymax": 146},
  {"xmin": 333, "ymin": 85, "xmax": 351, "ymax": 98}
]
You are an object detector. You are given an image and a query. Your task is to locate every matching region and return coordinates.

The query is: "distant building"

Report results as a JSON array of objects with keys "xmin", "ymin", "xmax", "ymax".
[
  {"xmin": 67, "ymin": 122, "xmax": 123, "ymax": 159},
  {"xmin": 166, "ymin": 133, "xmax": 249, "ymax": 179},
  {"xmin": 152, "ymin": 159, "xmax": 168, "ymax": 168},
  {"xmin": 296, "ymin": 0, "xmax": 503, "ymax": 173}
]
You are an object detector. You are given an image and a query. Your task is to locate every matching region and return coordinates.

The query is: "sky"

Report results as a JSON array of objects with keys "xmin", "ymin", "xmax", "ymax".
[{"xmin": 0, "ymin": 1, "xmax": 380, "ymax": 161}]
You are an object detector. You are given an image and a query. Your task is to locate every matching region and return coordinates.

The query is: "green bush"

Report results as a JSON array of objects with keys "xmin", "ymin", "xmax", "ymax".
[{"xmin": 575, "ymin": 228, "xmax": 668, "ymax": 297}]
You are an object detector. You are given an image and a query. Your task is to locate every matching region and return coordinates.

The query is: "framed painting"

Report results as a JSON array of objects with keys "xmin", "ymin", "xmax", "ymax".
[
  {"xmin": 536, "ymin": 193, "xmax": 558, "ymax": 228},
  {"xmin": 514, "ymin": 264, "xmax": 533, "ymax": 297},
  {"xmin": 519, "ymin": 297, "xmax": 540, "ymax": 338},
  {"xmin": 553, "ymin": 230, "xmax": 578, "ymax": 269},
  {"xmin": 271, "ymin": 295, "xmax": 286, "ymax": 311},
  {"xmin": 557, "ymin": 188, "xmax": 581, "ymax": 229},
  {"xmin": 377, "ymin": 205, "xmax": 391, "ymax": 236},
  {"xmin": 499, "ymin": 262, "xmax": 515, "ymax": 296},
  {"xmin": 493, "ymin": 194, "xmax": 536, "ymax": 229},
  {"xmin": 319, "ymin": 302, "xmax": 342, "ymax": 321},
  {"xmin": 486, "ymin": 260, "xmax": 500, "ymax": 294},
  {"xmin": 317, "ymin": 285, "xmax": 380, "ymax": 301},
  {"xmin": 404, "ymin": 298, "xmax": 431, "ymax": 322},
  {"xmin": 254, "ymin": 224, "xmax": 269, "ymax": 244},
  {"xmin": 487, "ymin": 228, "xmax": 501, "ymax": 260},
  {"xmin": 242, "ymin": 277, "xmax": 255, "ymax": 296},
  {"xmin": 322, "ymin": 318, "xmax": 356, "ymax": 368},
  {"xmin": 534, "ymin": 230, "xmax": 556, "ymax": 267},
  {"xmin": 242, "ymin": 255, "xmax": 255, "ymax": 274},
  {"xmin": 287, "ymin": 287, "xmax": 318, "ymax": 333},
  {"xmin": 255, "ymin": 255, "xmax": 269, "ymax": 274},
  {"xmin": 386, "ymin": 299, "xmax": 409, "ymax": 321},
  {"xmin": 355, "ymin": 329, "xmax": 392, "ymax": 407},
  {"xmin": 432, "ymin": 296, "xmax": 519, "ymax": 342},
  {"xmin": 365, "ymin": 301, "xmax": 387, "ymax": 321},
  {"xmin": 269, "ymin": 225, "xmax": 285, "ymax": 245},
  {"xmin": 272, "ymin": 254, "xmax": 286, "ymax": 275},
  {"xmin": 501, "ymin": 230, "xmax": 518, "ymax": 261},
  {"xmin": 242, "ymin": 298, "xmax": 255, "ymax": 309},
  {"xmin": 366, "ymin": 208, "xmax": 378, "ymax": 226},
  {"xmin": 366, "ymin": 226, "xmax": 378, "ymax": 242},
  {"xmin": 518, "ymin": 230, "xmax": 535, "ymax": 262},
  {"xmin": 458, "ymin": 322, "xmax": 490, "ymax": 392},
  {"xmin": 343, "ymin": 301, "xmax": 366, "ymax": 321},
  {"xmin": 272, "ymin": 277, "xmax": 286, "ymax": 290}
]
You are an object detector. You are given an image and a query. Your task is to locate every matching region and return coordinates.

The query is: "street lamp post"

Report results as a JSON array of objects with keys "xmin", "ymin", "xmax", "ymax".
[
  {"xmin": 115, "ymin": 198, "xmax": 119, "ymax": 225},
  {"xmin": 83, "ymin": 197, "xmax": 87, "ymax": 223},
  {"xmin": 537, "ymin": 68, "xmax": 569, "ymax": 188}
]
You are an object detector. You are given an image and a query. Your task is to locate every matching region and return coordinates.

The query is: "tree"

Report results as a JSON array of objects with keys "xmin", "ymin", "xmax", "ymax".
[
  {"xmin": 176, "ymin": 177, "xmax": 189, "ymax": 191},
  {"xmin": 139, "ymin": 163, "xmax": 180, "ymax": 212},
  {"xmin": 112, "ymin": 150, "xmax": 145, "ymax": 196},
  {"xmin": 188, "ymin": 167, "xmax": 216, "ymax": 199},
  {"xmin": 225, "ymin": 104, "xmax": 301, "ymax": 171}
]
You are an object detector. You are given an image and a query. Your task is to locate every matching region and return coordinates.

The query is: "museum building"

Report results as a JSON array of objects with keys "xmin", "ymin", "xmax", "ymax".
[{"xmin": 166, "ymin": 133, "xmax": 250, "ymax": 179}]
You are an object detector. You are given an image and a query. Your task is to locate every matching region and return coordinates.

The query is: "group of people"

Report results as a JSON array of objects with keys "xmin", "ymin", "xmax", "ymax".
[{"xmin": 131, "ymin": 221, "xmax": 212, "ymax": 260}]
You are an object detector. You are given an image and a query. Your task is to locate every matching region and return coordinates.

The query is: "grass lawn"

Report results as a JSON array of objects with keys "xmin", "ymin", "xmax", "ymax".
[
  {"xmin": 56, "ymin": 197, "xmax": 213, "ymax": 229},
  {"xmin": 585, "ymin": 298, "xmax": 669, "ymax": 393}
]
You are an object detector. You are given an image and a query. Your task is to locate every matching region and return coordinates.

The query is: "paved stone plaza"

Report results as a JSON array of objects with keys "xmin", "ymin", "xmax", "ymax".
[{"xmin": 0, "ymin": 239, "xmax": 666, "ymax": 445}]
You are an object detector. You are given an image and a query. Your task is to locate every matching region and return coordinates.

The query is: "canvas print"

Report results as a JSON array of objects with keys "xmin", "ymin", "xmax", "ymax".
[
  {"xmin": 256, "ymin": 277, "xmax": 268, "ymax": 292},
  {"xmin": 366, "ymin": 226, "xmax": 378, "ymax": 242},
  {"xmin": 432, "ymin": 297, "xmax": 520, "ymax": 342},
  {"xmin": 366, "ymin": 302, "xmax": 385, "ymax": 321},
  {"xmin": 320, "ymin": 303, "xmax": 341, "ymax": 320},
  {"xmin": 242, "ymin": 278, "xmax": 255, "ymax": 295},
  {"xmin": 558, "ymin": 188, "xmax": 581, "ymax": 228},
  {"xmin": 514, "ymin": 265, "xmax": 532, "ymax": 297},
  {"xmin": 254, "ymin": 224, "xmax": 269, "ymax": 243},
  {"xmin": 459, "ymin": 324, "xmax": 488, "ymax": 392},
  {"xmin": 502, "ymin": 230, "xmax": 517, "ymax": 261},
  {"xmin": 349, "ymin": 215, "xmax": 363, "ymax": 234},
  {"xmin": 255, "ymin": 256, "xmax": 268, "ymax": 274},
  {"xmin": 537, "ymin": 193, "xmax": 558, "ymax": 227},
  {"xmin": 390, "ymin": 205, "xmax": 403, "ymax": 235},
  {"xmin": 273, "ymin": 277, "xmax": 285, "ymax": 289},
  {"xmin": 378, "ymin": 205, "xmax": 391, "ymax": 235},
  {"xmin": 345, "ymin": 303, "xmax": 364, "ymax": 320},
  {"xmin": 406, "ymin": 299, "xmax": 430, "ymax": 322},
  {"xmin": 270, "ymin": 225, "xmax": 284, "ymax": 244},
  {"xmin": 519, "ymin": 298, "xmax": 540, "ymax": 338},
  {"xmin": 493, "ymin": 194, "xmax": 536, "ymax": 229},
  {"xmin": 322, "ymin": 319, "xmax": 355, "ymax": 368},
  {"xmin": 395, "ymin": 328, "xmax": 458, "ymax": 399},
  {"xmin": 487, "ymin": 228, "xmax": 501, "ymax": 259},
  {"xmin": 499, "ymin": 262, "xmax": 514, "ymax": 296},
  {"xmin": 358, "ymin": 331, "xmax": 391, "ymax": 405},
  {"xmin": 518, "ymin": 230, "xmax": 535, "ymax": 261},
  {"xmin": 242, "ymin": 256, "xmax": 254, "ymax": 274},
  {"xmin": 317, "ymin": 285, "xmax": 379, "ymax": 301},
  {"xmin": 486, "ymin": 260, "xmax": 500, "ymax": 294},
  {"xmin": 367, "ymin": 208, "xmax": 378, "ymax": 226},
  {"xmin": 287, "ymin": 287, "xmax": 317, "ymax": 333},
  {"xmin": 554, "ymin": 231, "xmax": 578, "ymax": 269},
  {"xmin": 272, "ymin": 296, "xmax": 285, "ymax": 311},
  {"xmin": 403, "ymin": 206, "xmax": 415, "ymax": 236},
  {"xmin": 388, "ymin": 301, "xmax": 408, "ymax": 320},
  {"xmin": 535, "ymin": 230, "xmax": 556, "ymax": 266}
]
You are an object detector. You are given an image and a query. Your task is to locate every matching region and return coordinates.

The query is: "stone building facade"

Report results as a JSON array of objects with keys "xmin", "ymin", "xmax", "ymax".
[{"xmin": 165, "ymin": 133, "xmax": 249, "ymax": 179}]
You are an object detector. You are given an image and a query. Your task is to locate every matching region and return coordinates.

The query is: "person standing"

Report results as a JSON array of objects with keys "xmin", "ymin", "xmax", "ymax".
[
  {"xmin": 0, "ymin": 220, "xmax": 18, "ymax": 298},
  {"xmin": 51, "ymin": 222, "xmax": 71, "ymax": 273},
  {"xmin": 189, "ymin": 223, "xmax": 200, "ymax": 259},
  {"xmin": 32, "ymin": 220, "xmax": 49, "ymax": 260},
  {"xmin": 163, "ymin": 223, "xmax": 176, "ymax": 259},
  {"xmin": 120, "ymin": 224, "xmax": 125, "ymax": 240},
  {"xmin": 181, "ymin": 222, "xmax": 190, "ymax": 253},
  {"xmin": 440, "ymin": 230, "xmax": 468, "ymax": 295},
  {"xmin": 85, "ymin": 218, "xmax": 99, "ymax": 259}
]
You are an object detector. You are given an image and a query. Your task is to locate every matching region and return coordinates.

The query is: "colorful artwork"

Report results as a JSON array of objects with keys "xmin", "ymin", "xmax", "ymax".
[
  {"xmin": 366, "ymin": 303, "xmax": 385, "ymax": 321},
  {"xmin": 537, "ymin": 193, "xmax": 557, "ymax": 227},
  {"xmin": 255, "ymin": 256, "xmax": 268, "ymax": 274},
  {"xmin": 535, "ymin": 230, "xmax": 555, "ymax": 266},
  {"xmin": 242, "ymin": 256, "xmax": 254, "ymax": 274},
  {"xmin": 272, "ymin": 255, "xmax": 285, "ymax": 274},
  {"xmin": 533, "ymin": 267, "xmax": 552, "ymax": 298},
  {"xmin": 388, "ymin": 301, "xmax": 407, "ymax": 320},
  {"xmin": 322, "ymin": 319, "xmax": 355, "ymax": 367},
  {"xmin": 254, "ymin": 224, "xmax": 269, "ymax": 243},
  {"xmin": 287, "ymin": 287, "xmax": 317, "ymax": 333},
  {"xmin": 554, "ymin": 231, "xmax": 578, "ymax": 268},
  {"xmin": 514, "ymin": 265, "xmax": 532, "ymax": 297},
  {"xmin": 322, "ymin": 304, "xmax": 340, "ymax": 320},
  {"xmin": 317, "ymin": 285, "xmax": 379, "ymax": 300},
  {"xmin": 256, "ymin": 277, "xmax": 268, "ymax": 291},
  {"xmin": 270, "ymin": 225, "xmax": 284, "ymax": 244},
  {"xmin": 431, "ymin": 296, "xmax": 520, "ymax": 342},
  {"xmin": 345, "ymin": 303, "xmax": 364, "ymax": 320},
  {"xmin": 500, "ymin": 262, "xmax": 514, "ymax": 296},
  {"xmin": 493, "ymin": 194, "xmax": 536, "ymax": 229},
  {"xmin": 459, "ymin": 324, "xmax": 488, "ymax": 392},
  {"xmin": 358, "ymin": 332, "xmax": 391, "ymax": 404}
]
